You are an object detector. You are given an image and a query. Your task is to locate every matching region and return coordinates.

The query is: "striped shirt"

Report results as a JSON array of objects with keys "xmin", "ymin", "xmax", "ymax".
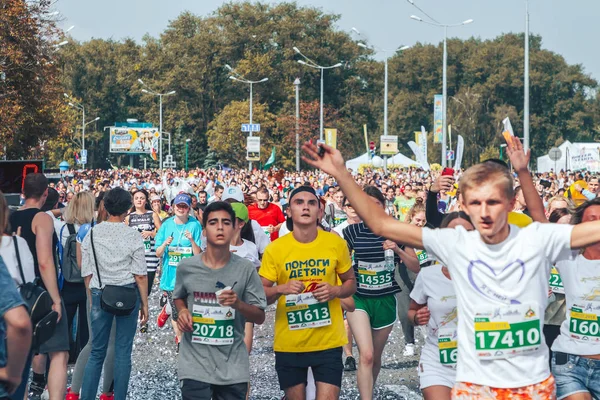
[
  {"xmin": 128, "ymin": 211, "xmax": 160, "ymax": 272},
  {"xmin": 343, "ymin": 222, "xmax": 401, "ymax": 297}
]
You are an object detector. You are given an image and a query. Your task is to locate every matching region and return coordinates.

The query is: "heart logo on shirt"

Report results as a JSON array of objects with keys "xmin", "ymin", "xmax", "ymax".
[{"xmin": 467, "ymin": 260, "xmax": 526, "ymax": 304}]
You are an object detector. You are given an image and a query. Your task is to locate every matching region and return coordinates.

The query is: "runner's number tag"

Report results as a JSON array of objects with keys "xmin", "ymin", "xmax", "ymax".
[
  {"xmin": 474, "ymin": 304, "xmax": 541, "ymax": 360},
  {"xmin": 416, "ymin": 250, "xmax": 428, "ymax": 265},
  {"xmin": 569, "ymin": 302, "xmax": 600, "ymax": 342},
  {"xmin": 438, "ymin": 327, "xmax": 458, "ymax": 367},
  {"xmin": 168, "ymin": 246, "xmax": 193, "ymax": 266},
  {"xmin": 549, "ymin": 267, "xmax": 564, "ymax": 294},
  {"xmin": 357, "ymin": 260, "xmax": 394, "ymax": 290},
  {"xmin": 192, "ymin": 303, "xmax": 235, "ymax": 345},
  {"xmin": 143, "ymin": 238, "xmax": 151, "ymax": 253},
  {"xmin": 285, "ymin": 293, "xmax": 331, "ymax": 330}
]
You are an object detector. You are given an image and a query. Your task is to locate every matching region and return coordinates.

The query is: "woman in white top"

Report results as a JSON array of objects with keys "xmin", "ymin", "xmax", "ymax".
[
  {"xmin": 0, "ymin": 190, "xmax": 36, "ymax": 286},
  {"xmin": 551, "ymin": 197, "xmax": 600, "ymax": 400},
  {"xmin": 408, "ymin": 212, "xmax": 474, "ymax": 400}
]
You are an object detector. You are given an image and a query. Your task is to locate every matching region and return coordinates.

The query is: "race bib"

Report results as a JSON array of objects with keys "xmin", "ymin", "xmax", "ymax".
[
  {"xmin": 143, "ymin": 238, "xmax": 151, "ymax": 253},
  {"xmin": 357, "ymin": 260, "xmax": 394, "ymax": 290},
  {"xmin": 285, "ymin": 292, "xmax": 331, "ymax": 330},
  {"xmin": 474, "ymin": 304, "xmax": 541, "ymax": 360},
  {"xmin": 191, "ymin": 303, "xmax": 235, "ymax": 346},
  {"xmin": 416, "ymin": 250, "xmax": 428, "ymax": 265},
  {"xmin": 168, "ymin": 246, "xmax": 192, "ymax": 266},
  {"xmin": 333, "ymin": 216, "xmax": 347, "ymax": 227},
  {"xmin": 438, "ymin": 327, "xmax": 458, "ymax": 367},
  {"xmin": 569, "ymin": 302, "xmax": 600, "ymax": 342},
  {"xmin": 549, "ymin": 267, "xmax": 564, "ymax": 294}
]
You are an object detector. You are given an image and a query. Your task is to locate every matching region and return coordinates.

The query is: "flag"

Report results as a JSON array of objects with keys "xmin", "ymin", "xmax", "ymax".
[
  {"xmin": 455, "ymin": 135, "xmax": 465, "ymax": 171},
  {"xmin": 502, "ymin": 117, "xmax": 515, "ymax": 144},
  {"xmin": 151, "ymin": 146, "xmax": 157, "ymax": 161},
  {"xmin": 408, "ymin": 141, "xmax": 430, "ymax": 171},
  {"xmin": 263, "ymin": 147, "xmax": 276, "ymax": 170},
  {"xmin": 74, "ymin": 151, "xmax": 80, "ymax": 164}
]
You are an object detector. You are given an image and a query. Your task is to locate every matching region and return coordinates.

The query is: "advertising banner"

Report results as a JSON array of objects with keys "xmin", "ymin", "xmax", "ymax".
[
  {"xmin": 109, "ymin": 127, "xmax": 159, "ymax": 154},
  {"xmin": 324, "ymin": 128, "xmax": 337, "ymax": 149},
  {"xmin": 433, "ymin": 94, "xmax": 443, "ymax": 144}
]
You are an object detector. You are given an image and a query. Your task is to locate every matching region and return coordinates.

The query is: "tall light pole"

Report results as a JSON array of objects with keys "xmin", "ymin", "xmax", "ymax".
[
  {"xmin": 138, "ymin": 78, "xmax": 176, "ymax": 170},
  {"xmin": 294, "ymin": 78, "xmax": 301, "ymax": 172},
  {"xmin": 293, "ymin": 47, "xmax": 342, "ymax": 142},
  {"xmin": 65, "ymin": 93, "xmax": 98, "ymax": 169},
  {"xmin": 185, "ymin": 138, "xmax": 191, "ymax": 170},
  {"xmin": 355, "ymin": 27, "xmax": 410, "ymax": 172},
  {"xmin": 225, "ymin": 64, "xmax": 268, "ymax": 170},
  {"xmin": 410, "ymin": 15, "xmax": 473, "ymax": 168},
  {"xmin": 524, "ymin": 0, "xmax": 530, "ymax": 153}
]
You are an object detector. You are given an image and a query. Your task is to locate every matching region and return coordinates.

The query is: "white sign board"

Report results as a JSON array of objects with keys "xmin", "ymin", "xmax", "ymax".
[
  {"xmin": 242, "ymin": 124, "xmax": 261, "ymax": 132},
  {"xmin": 246, "ymin": 137, "xmax": 260, "ymax": 161}
]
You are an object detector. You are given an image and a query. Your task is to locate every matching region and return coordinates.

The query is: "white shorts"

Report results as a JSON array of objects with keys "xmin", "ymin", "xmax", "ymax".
[{"xmin": 418, "ymin": 347, "xmax": 456, "ymax": 389}]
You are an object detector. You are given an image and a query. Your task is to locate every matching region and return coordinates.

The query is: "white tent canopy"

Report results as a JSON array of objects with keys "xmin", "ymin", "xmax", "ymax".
[
  {"xmin": 345, "ymin": 152, "xmax": 422, "ymax": 171},
  {"xmin": 537, "ymin": 141, "xmax": 600, "ymax": 173}
]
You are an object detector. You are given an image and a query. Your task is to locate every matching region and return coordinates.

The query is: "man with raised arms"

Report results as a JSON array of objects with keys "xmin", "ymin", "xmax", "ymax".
[{"xmin": 302, "ymin": 142, "xmax": 600, "ymax": 399}]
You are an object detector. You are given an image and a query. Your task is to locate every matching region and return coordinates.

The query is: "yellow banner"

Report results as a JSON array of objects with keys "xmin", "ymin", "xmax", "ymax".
[{"xmin": 325, "ymin": 128, "xmax": 337, "ymax": 149}]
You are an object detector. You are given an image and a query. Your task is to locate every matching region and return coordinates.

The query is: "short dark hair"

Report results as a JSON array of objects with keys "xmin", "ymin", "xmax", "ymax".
[
  {"xmin": 202, "ymin": 201, "xmax": 236, "ymax": 228},
  {"xmin": 571, "ymin": 197, "xmax": 600, "ymax": 225},
  {"xmin": 549, "ymin": 208, "xmax": 571, "ymax": 223},
  {"xmin": 41, "ymin": 188, "xmax": 60, "ymax": 211},
  {"xmin": 103, "ymin": 187, "xmax": 132, "ymax": 216},
  {"xmin": 364, "ymin": 185, "xmax": 385, "ymax": 206},
  {"xmin": 441, "ymin": 211, "xmax": 472, "ymax": 228},
  {"xmin": 23, "ymin": 173, "xmax": 48, "ymax": 199},
  {"xmin": 215, "ymin": 185, "xmax": 224, "ymax": 192}
]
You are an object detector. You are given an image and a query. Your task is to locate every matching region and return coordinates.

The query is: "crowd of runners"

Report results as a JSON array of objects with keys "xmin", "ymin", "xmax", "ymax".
[{"xmin": 1, "ymin": 135, "xmax": 600, "ymax": 400}]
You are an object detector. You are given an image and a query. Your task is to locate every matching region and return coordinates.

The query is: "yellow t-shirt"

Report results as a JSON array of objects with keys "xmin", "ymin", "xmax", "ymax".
[
  {"xmin": 507, "ymin": 211, "xmax": 533, "ymax": 228},
  {"xmin": 259, "ymin": 230, "xmax": 352, "ymax": 353}
]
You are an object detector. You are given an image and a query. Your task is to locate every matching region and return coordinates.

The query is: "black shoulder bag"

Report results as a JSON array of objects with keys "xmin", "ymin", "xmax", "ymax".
[
  {"xmin": 13, "ymin": 236, "xmax": 58, "ymax": 351},
  {"xmin": 90, "ymin": 227, "xmax": 137, "ymax": 316}
]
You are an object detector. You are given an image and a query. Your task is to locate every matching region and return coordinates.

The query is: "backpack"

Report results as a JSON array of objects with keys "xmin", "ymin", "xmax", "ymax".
[
  {"xmin": 12, "ymin": 236, "xmax": 58, "ymax": 351},
  {"xmin": 58, "ymin": 224, "xmax": 83, "ymax": 283}
]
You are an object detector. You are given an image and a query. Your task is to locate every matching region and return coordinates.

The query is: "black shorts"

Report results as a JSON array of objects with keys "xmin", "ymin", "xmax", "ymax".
[
  {"xmin": 180, "ymin": 379, "xmax": 247, "ymax": 400},
  {"xmin": 275, "ymin": 347, "xmax": 343, "ymax": 390}
]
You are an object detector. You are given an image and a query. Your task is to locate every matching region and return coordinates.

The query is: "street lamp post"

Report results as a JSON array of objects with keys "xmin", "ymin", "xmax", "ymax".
[
  {"xmin": 225, "ymin": 64, "xmax": 268, "ymax": 170},
  {"xmin": 185, "ymin": 138, "xmax": 191, "ymax": 170},
  {"xmin": 294, "ymin": 78, "xmax": 301, "ymax": 172},
  {"xmin": 138, "ymin": 79, "xmax": 176, "ymax": 170},
  {"xmin": 65, "ymin": 93, "xmax": 99, "ymax": 169},
  {"xmin": 355, "ymin": 29, "xmax": 410, "ymax": 174},
  {"xmin": 524, "ymin": 0, "xmax": 530, "ymax": 153},
  {"xmin": 293, "ymin": 47, "xmax": 342, "ymax": 142},
  {"xmin": 410, "ymin": 15, "xmax": 473, "ymax": 168}
]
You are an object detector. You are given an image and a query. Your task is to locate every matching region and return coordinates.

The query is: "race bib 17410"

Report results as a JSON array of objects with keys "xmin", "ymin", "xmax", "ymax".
[
  {"xmin": 285, "ymin": 292, "xmax": 331, "ymax": 330},
  {"xmin": 569, "ymin": 303, "xmax": 600, "ymax": 342},
  {"xmin": 474, "ymin": 304, "xmax": 541, "ymax": 360},
  {"xmin": 357, "ymin": 260, "xmax": 393, "ymax": 290},
  {"xmin": 438, "ymin": 327, "xmax": 458, "ymax": 367},
  {"xmin": 168, "ymin": 246, "xmax": 192, "ymax": 267},
  {"xmin": 191, "ymin": 304, "xmax": 235, "ymax": 346}
]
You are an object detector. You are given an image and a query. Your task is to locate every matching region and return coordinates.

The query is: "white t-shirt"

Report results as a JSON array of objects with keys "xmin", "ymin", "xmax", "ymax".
[
  {"xmin": 230, "ymin": 239, "xmax": 260, "ymax": 269},
  {"xmin": 410, "ymin": 265, "xmax": 457, "ymax": 367},
  {"xmin": 333, "ymin": 220, "xmax": 349, "ymax": 236},
  {"xmin": 422, "ymin": 223, "xmax": 574, "ymax": 388},
  {"xmin": 0, "ymin": 236, "xmax": 35, "ymax": 286},
  {"xmin": 552, "ymin": 254, "xmax": 600, "ymax": 355}
]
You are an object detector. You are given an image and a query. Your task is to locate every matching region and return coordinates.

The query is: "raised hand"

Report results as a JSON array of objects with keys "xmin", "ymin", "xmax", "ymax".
[
  {"xmin": 301, "ymin": 142, "xmax": 346, "ymax": 178},
  {"xmin": 505, "ymin": 135, "xmax": 530, "ymax": 173}
]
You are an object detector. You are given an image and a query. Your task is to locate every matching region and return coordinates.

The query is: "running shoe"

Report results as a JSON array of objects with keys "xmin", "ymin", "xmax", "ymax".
[
  {"xmin": 159, "ymin": 292, "xmax": 168, "ymax": 308},
  {"xmin": 65, "ymin": 387, "xmax": 80, "ymax": 400},
  {"xmin": 40, "ymin": 387, "xmax": 49, "ymax": 400},
  {"xmin": 29, "ymin": 381, "xmax": 45, "ymax": 400},
  {"xmin": 99, "ymin": 393, "xmax": 114, "ymax": 400},
  {"xmin": 157, "ymin": 304, "xmax": 170, "ymax": 329},
  {"xmin": 403, "ymin": 343, "xmax": 415, "ymax": 357},
  {"xmin": 343, "ymin": 356, "xmax": 357, "ymax": 371}
]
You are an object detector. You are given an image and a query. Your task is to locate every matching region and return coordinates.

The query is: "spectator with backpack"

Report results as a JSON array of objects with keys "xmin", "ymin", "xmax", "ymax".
[
  {"xmin": 57, "ymin": 192, "xmax": 96, "ymax": 362},
  {"xmin": 8, "ymin": 173, "xmax": 69, "ymax": 400}
]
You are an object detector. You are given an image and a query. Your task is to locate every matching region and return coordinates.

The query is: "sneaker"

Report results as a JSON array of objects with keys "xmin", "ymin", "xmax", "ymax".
[
  {"xmin": 344, "ymin": 356, "xmax": 357, "ymax": 371},
  {"xmin": 157, "ymin": 304, "xmax": 170, "ymax": 329},
  {"xmin": 140, "ymin": 323, "xmax": 148, "ymax": 333},
  {"xmin": 159, "ymin": 292, "xmax": 168, "ymax": 308},
  {"xmin": 41, "ymin": 387, "xmax": 49, "ymax": 400},
  {"xmin": 29, "ymin": 380, "xmax": 45, "ymax": 400},
  {"xmin": 403, "ymin": 343, "xmax": 415, "ymax": 357},
  {"xmin": 99, "ymin": 393, "xmax": 115, "ymax": 400},
  {"xmin": 66, "ymin": 388, "xmax": 80, "ymax": 400}
]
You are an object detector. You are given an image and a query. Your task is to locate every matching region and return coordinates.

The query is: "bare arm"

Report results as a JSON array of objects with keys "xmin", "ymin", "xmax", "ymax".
[
  {"xmin": 260, "ymin": 277, "xmax": 304, "ymax": 305},
  {"xmin": 153, "ymin": 212, "xmax": 162, "ymax": 233},
  {"xmin": 134, "ymin": 274, "xmax": 149, "ymax": 326},
  {"xmin": 408, "ymin": 300, "xmax": 430, "ymax": 326},
  {"xmin": 33, "ymin": 213, "xmax": 61, "ymax": 307},
  {"xmin": 1, "ymin": 306, "xmax": 32, "ymax": 389},
  {"xmin": 336, "ymin": 268, "xmax": 357, "ymax": 299},
  {"xmin": 571, "ymin": 221, "xmax": 600, "ymax": 249},
  {"xmin": 399, "ymin": 247, "xmax": 421, "ymax": 274},
  {"xmin": 76, "ymin": 242, "xmax": 82, "ymax": 270}
]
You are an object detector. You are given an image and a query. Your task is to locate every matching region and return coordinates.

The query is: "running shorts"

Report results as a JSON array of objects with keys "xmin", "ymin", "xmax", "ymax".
[
  {"xmin": 451, "ymin": 374, "xmax": 556, "ymax": 399},
  {"xmin": 275, "ymin": 347, "xmax": 343, "ymax": 390},
  {"xmin": 353, "ymin": 294, "xmax": 397, "ymax": 330}
]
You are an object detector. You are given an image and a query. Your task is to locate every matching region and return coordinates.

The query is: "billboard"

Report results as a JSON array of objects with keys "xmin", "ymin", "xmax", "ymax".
[{"xmin": 109, "ymin": 127, "xmax": 159, "ymax": 154}]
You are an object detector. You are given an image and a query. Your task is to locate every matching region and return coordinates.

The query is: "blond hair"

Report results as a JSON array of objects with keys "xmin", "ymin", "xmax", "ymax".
[
  {"xmin": 459, "ymin": 162, "xmax": 514, "ymax": 201},
  {"xmin": 406, "ymin": 202, "xmax": 426, "ymax": 224},
  {"xmin": 64, "ymin": 191, "xmax": 95, "ymax": 225}
]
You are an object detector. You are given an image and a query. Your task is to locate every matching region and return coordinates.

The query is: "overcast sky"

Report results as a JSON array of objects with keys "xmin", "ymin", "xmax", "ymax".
[{"xmin": 55, "ymin": 0, "xmax": 599, "ymax": 82}]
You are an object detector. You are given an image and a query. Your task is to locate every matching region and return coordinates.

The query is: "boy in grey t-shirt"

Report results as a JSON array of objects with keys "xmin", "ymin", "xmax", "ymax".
[{"xmin": 174, "ymin": 201, "xmax": 266, "ymax": 400}]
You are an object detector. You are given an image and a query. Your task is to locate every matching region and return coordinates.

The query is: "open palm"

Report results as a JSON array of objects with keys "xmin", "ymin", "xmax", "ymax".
[
  {"xmin": 505, "ymin": 135, "xmax": 530, "ymax": 172},
  {"xmin": 301, "ymin": 142, "xmax": 346, "ymax": 177}
]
